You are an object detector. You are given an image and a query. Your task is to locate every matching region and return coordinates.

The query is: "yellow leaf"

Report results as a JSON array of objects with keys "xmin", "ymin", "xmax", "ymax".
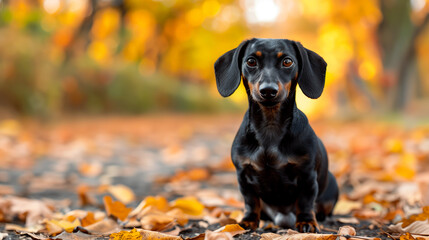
[
  {"xmin": 47, "ymin": 219, "xmax": 81, "ymax": 233},
  {"xmin": 400, "ymin": 232, "xmax": 416, "ymax": 240},
  {"xmin": 108, "ymin": 184, "xmax": 136, "ymax": 205},
  {"xmin": 171, "ymin": 197, "xmax": 204, "ymax": 216},
  {"xmin": 385, "ymin": 138, "xmax": 403, "ymax": 153},
  {"xmin": 110, "ymin": 228, "xmax": 142, "ymax": 240},
  {"xmin": 104, "ymin": 196, "xmax": 132, "ymax": 221}
]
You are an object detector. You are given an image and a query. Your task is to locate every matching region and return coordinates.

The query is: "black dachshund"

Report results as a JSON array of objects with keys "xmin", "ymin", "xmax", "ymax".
[{"xmin": 214, "ymin": 38, "xmax": 338, "ymax": 233}]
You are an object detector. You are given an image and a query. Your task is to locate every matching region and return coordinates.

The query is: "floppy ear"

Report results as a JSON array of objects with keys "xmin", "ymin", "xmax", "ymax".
[
  {"xmin": 292, "ymin": 41, "xmax": 327, "ymax": 99},
  {"xmin": 214, "ymin": 40, "xmax": 249, "ymax": 97}
]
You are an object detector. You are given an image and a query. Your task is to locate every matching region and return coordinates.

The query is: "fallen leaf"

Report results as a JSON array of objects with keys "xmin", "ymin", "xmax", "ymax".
[
  {"xmin": 129, "ymin": 196, "xmax": 169, "ymax": 218},
  {"xmin": 171, "ymin": 197, "xmax": 204, "ymax": 216},
  {"xmin": 138, "ymin": 229, "xmax": 181, "ymax": 240},
  {"xmin": 261, "ymin": 233, "xmax": 282, "ymax": 240},
  {"xmin": 78, "ymin": 162, "xmax": 103, "ymax": 177},
  {"xmin": 47, "ymin": 219, "xmax": 81, "ymax": 233},
  {"xmin": 337, "ymin": 217, "xmax": 360, "ymax": 225},
  {"xmin": 108, "ymin": 184, "xmax": 136, "ymax": 205},
  {"xmin": 389, "ymin": 220, "xmax": 429, "ymax": 235},
  {"xmin": 81, "ymin": 212, "xmax": 100, "ymax": 227},
  {"xmin": 5, "ymin": 223, "xmax": 43, "ymax": 233},
  {"xmin": 338, "ymin": 226, "xmax": 356, "ymax": 240},
  {"xmin": 0, "ymin": 196, "xmax": 53, "ymax": 227},
  {"xmin": 51, "ymin": 231, "xmax": 97, "ymax": 240},
  {"xmin": 205, "ymin": 231, "xmax": 233, "ymax": 240},
  {"xmin": 84, "ymin": 218, "xmax": 120, "ymax": 235},
  {"xmin": 333, "ymin": 199, "xmax": 362, "ymax": 215},
  {"xmin": 400, "ymin": 233, "xmax": 415, "ymax": 240},
  {"xmin": 110, "ymin": 228, "xmax": 142, "ymax": 240},
  {"xmin": 0, "ymin": 233, "xmax": 7, "ymax": 240},
  {"xmin": 214, "ymin": 224, "xmax": 247, "ymax": 236},
  {"xmin": 103, "ymin": 195, "xmax": 132, "ymax": 221},
  {"xmin": 77, "ymin": 184, "xmax": 96, "ymax": 206},
  {"xmin": 140, "ymin": 213, "xmax": 175, "ymax": 231}
]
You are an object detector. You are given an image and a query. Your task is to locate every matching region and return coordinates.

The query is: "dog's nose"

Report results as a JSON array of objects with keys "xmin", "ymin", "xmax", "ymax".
[{"xmin": 259, "ymin": 82, "xmax": 278, "ymax": 99}]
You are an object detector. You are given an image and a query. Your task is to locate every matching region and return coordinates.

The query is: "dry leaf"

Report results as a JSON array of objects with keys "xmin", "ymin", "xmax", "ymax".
[
  {"xmin": 0, "ymin": 196, "xmax": 53, "ymax": 227},
  {"xmin": 338, "ymin": 226, "xmax": 356, "ymax": 240},
  {"xmin": 103, "ymin": 195, "xmax": 132, "ymax": 221},
  {"xmin": 51, "ymin": 231, "xmax": 97, "ymax": 240},
  {"xmin": 333, "ymin": 199, "xmax": 362, "ymax": 215},
  {"xmin": 0, "ymin": 233, "xmax": 7, "ymax": 240},
  {"xmin": 389, "ymin": 220, "xmax": 429, "ymax": 235},
  {"xmin": 205, "ymin": 231, "xmax": 233, "ymax": 240},
  {"xmin": 214, "ymin": 224, "xmax": 247, "ymax": 236},
  {"xmin": 337, "ymin": 217, "xmax": 360, "ymax": 224},
  {"xmin": 171, "ymin": 197, "xmax": 204, "ymax": 216},
  {"xmin": 84, "ymin": 218, "xmax": 120, "ymax": 235},
  {"xmin": 129, "ymin": 196, "xmax": 169, "ymax": 218},
  {"xmin": 107, "ymin": 184, "xmax": 136, "ymax": 205},
  {"xmin": 260, "ymin": 233, "xmax": 282, "ymax": 240},
  {"xmin": 5, "ymin": 223, "xmax": 44, "ymax": 233},
  {"xmin": 47, "ymin": 219, "xmax": 81, "ymax": 233},
  {"xmin": 81, "ymin": 212, "xmax": 100, "ymax": 227},
  {"xmin": 140, "ymin": 214, "xmax": 175, "ymax": 231},
  {"xmin": 137, "ymin": 229, "xmax": 182, "ymax": 240},
  {"xmin": 400, "ymin": 233, "xmax": 415, "ymax": 240},
  {"xmin": 110, "ymin": 228, "xmax": 142, "ymax": 240}
]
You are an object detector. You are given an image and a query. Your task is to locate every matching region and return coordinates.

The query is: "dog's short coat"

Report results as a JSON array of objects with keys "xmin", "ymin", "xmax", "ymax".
[{"xmin": 214, "ymin": 38, "xmax": 339, "ymax": 233}]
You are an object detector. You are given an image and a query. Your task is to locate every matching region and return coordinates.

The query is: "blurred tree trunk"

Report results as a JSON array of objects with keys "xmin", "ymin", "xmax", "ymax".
[
  {"xmin": 377, "ymin": 0, "xmax": 429, "ymax": 110},
  {"xmin": 63, "ymin": 0, "xmax": 97, "ymax": 64},
  {"xmin": 394, "ymin": 14, "xmax": 429, "ymax": 110}
]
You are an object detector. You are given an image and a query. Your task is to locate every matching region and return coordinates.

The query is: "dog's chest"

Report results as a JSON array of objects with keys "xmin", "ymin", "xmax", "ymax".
[{"xmin": 241, "ymin": 146, "xmax": 298, "ymax": 204}]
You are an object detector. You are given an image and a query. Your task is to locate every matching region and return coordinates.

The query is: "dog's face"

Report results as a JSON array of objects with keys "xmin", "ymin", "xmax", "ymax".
[
  {"xmin": 214, "ymin": 38, "xmax": 327, "ymax": 104},
  {"xmin": 241, "ymin": 39, "xmax": 299, "ymax": 107}
]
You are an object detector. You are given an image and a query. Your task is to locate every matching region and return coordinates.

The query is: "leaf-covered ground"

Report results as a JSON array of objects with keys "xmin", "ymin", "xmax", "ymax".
[{"xmin": 0, "ymin": 114, "xmax": 429, "ymax": 240}]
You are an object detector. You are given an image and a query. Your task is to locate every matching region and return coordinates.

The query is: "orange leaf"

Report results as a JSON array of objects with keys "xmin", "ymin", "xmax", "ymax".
[
  {"xmin": 81, "ymin": 212, "xmax": 99, "ymax": 227},
  {"xmin": 215, "ymin": 224, "xmax": 247, "ymax": 236},
  {"xmin": 103, "ymin": 195, "xmax": 132, "ymax": 221}
]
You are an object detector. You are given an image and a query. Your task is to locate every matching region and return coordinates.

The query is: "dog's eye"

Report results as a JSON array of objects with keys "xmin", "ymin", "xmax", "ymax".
[
  {"xmin": 246, "ymin": 58, "xmax": 257, "ymax": 67},
  {"xmin": 283, "ymin": 58, "xmax": 293, "ymax": 68}
]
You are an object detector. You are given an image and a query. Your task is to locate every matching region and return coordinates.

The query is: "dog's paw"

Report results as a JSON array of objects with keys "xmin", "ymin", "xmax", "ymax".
[
  {"xmin": 295, "ymin": 220, "xmax": 320, "ymax": 233},
  {"xmin": 239, "ymin": 220, "xmax": 259, "ymax": 230}
]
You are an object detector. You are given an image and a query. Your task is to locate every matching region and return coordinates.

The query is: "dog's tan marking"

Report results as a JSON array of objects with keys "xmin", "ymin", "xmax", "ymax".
[
  {"xmin": 284, "ymin": 81, "xmax": 292, "ymax": 92},
  {"xmin": 277, "ymin": 52, "xmax": 283, "ymax": 58},
  {"xmin": 256, "ymin": 51, "xmax": 262, "ymax": 57}
]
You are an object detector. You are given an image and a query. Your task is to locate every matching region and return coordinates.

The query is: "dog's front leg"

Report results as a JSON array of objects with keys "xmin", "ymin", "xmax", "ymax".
[
  {"xmin": 295, "ymin": 170, "xmax": 320, "ymax": 233},
  {"xmin": 237, "ymin": 170, "xmax": 261, "ymax": 230}
]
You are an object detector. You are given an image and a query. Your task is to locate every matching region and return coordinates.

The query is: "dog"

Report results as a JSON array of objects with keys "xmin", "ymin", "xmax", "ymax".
[{"xmin": 214, "ymin": 38, "xmax": 339, "ymax": 233}]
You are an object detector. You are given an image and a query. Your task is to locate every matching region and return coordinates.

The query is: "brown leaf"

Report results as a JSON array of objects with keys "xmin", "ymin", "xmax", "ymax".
[
  {"xmin": 84, "ymin": 218, "xmax": 120, "ymax": 235},
  {"xmin": 51, "ymin": 231, "xmax": 97, "ymax": 240},
  {"xmin": 0, "ymin": 197, "xmax": 53, "ymax": 227},
  {"xmin": 137, "ymin": 229, "xmax": 182, "ymax": 240},
  {"xmin": 205, "ymin": 231, "xmax": 233, "ymax": 240}
]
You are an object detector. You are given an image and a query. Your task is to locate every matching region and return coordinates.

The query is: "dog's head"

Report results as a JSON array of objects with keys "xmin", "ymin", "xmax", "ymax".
[{"xmin": 214, "ymin": 38, "xmax": 326, "ymax": 107}]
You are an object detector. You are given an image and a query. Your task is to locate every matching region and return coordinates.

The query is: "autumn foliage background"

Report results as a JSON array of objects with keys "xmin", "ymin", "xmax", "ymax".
[
  {"xmin": 0, "ymin": 0, "xmax": 428, "ymax": 118},
  {"xmin": 2, "ymin": 0, "xmax": 429, "ymax": 239}
]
